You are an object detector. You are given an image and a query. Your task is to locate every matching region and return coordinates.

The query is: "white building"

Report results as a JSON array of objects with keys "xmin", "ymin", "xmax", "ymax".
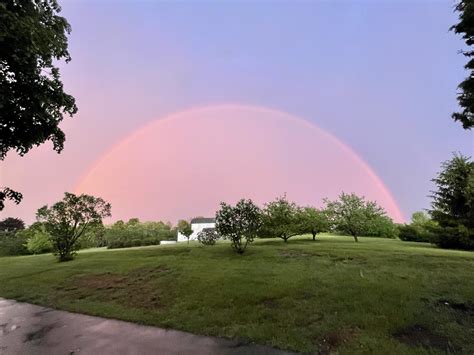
[{"xmin": 177, "ymin": 217, "xmax": 215, "ymax": 242}]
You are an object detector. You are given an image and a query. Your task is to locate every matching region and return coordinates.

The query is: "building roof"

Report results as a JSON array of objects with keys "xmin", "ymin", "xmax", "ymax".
[{"xmin": 191, "ymin": 217, "xmax": 215, "ymax": 224}]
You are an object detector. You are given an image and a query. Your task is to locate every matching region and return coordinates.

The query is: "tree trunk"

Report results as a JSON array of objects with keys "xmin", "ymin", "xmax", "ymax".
[
  {"xmin": 312, "ymin": 232, "xmax": 316, "ymax": 241},
  {"xmin": 353, "ymin": 234, "xmax": 358, "ymax": 242}
]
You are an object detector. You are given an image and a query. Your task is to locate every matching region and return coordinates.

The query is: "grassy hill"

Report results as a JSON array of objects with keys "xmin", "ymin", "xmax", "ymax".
[{"xmin": 0, "ymin": 235, "xmax": 473, "ymax": 354}]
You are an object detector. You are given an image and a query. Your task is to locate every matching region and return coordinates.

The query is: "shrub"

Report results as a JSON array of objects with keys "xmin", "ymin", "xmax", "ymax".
[
  {"xmin": 197, "ymin": 228, "xmax": 219, "ymax": 245},
  {"xmin": 105, "ymin": 219, "xmax": 176, "ymax": 249},
  {"xmin": 0, "ymin": 231, "xmax": 29, "ymax": 256},
  {"xmin": 398, "ymin": 224, "xmax": 432, "ymax": 243},
  {"xmin": 26, "ymin": 229, "xmax": 53, "ymax": 254},
  {"xmin": 431, "ymin": 224, "xmax": 473, "ymax": 250}
]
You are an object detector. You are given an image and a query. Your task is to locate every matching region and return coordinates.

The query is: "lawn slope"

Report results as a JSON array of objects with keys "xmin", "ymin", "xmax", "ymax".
[{"xmin": 0, "ymin": 235, "xmax": 473, "ymax": 354}]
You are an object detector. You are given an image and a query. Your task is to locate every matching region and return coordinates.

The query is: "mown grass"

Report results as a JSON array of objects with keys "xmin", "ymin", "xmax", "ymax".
[{"xmin": 0, "ymin": 235, "xmax": 473, "ymax": 354}]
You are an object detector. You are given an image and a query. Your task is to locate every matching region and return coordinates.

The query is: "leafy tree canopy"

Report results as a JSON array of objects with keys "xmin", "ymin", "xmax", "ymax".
[
  {"xmin": 0, "ymin": 217, "xmax": 25, "ymax": 232},
  {"xmin": 0, "ymin": 0, "xmax": 77, "ymax": 209},
  {"xmin": 215, "ymin": 199, "xmax": 262, "ymax": 254},
  {"xmin": 298, "ymin": 207, "xmax": 330, "ymax": 241},
  {"xmin": 260, "ymin": 195, "xmax": 306, "ymax": 242},
  {"xmin": 177, "ymin": 219, "xmax": 193, "ymax": 243},
  {"xmin": 452, "ymin": 0, "xmax": 474, "ymax": 129},
  {"xmin": 37, "ymin": 192, "xmax": 111, "ymax": 261},
  {"xmin": 430, "ymin": 153, "xmax": 474, "ymax": 228},
  {"xmin": 429, "ymin": 153, "xmax": 474, "ymax": 250},
  {"xmin": 324, "ymin": 192, "xmax": 387, "ymax": 242}
]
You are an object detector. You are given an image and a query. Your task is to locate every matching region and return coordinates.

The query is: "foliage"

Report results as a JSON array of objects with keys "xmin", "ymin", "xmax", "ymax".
[
  {"xmin": 429, "ymin": 153, "xmax": 474, "ymax": 250},
  {"xmin": 324, "ymin": 192, "xmax": 388, "ymax": 242},
  {"xmin": 0, "ymin": 217, "xmax": 25, "ymax": 232},
  {"xmin": 105, "ymin": 219, "xmax": 176, "ymax": 249},
  {"xmin": 177, "ymin": 220, "xmax": 193, "ymax": 244},
  {"xmin": 78, "ymin": 224, "xmax": 107, "ymax": 249},
  {"xmin": 37, "ymin": 192, "xmax": 111, "ymax": 261},
  {"xmin": 398, "ymin": 212, "xmax": 436, "ymax": 243},
  {"xmin": 364, "ymin": 216, "xmax": 399, "ymax": 239},
  {"xmin": 298, "ymin": 207, "xmax": 330, "ymax": 241},
  {"xmin": 25, "ymin": 228, "xmax": 53, "ymax": 254},
  {"xmin": 0, "ymin": 188, "xmax": 22, "ymax": 210},
  {"xmin": 0, "ymin": 0, "xmax": 77, "ymax": 209},
  {"xmin": 197, "ymin": 228, "xmax": 219, "ymax": 246},
  {"xmin": 0, "ymin": 231, "xmax": 29, "ymax": 256},
  {"xmin": 430, "ymin": 224, "xmax": 474, "ymax": 250},
  {"xmin": 451, "ymin": 0, "xmax": 474, "ymax": 129},
  {"xmin": 215, "ymin": 199, "xmax": 262, "ymax": 254},
  {"xmin": 259, "ymin": 195, "xmax": 305, "ymax": 242}
]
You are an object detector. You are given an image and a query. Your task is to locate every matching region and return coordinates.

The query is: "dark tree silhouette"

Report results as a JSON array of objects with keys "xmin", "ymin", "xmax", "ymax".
[
  {"xmin": 0, "ymin": 0, "xmax": 77, "ymax": 209},
  {"xmin": 452, "ymin": 1, "xmax": 474, "ymax": 129}
]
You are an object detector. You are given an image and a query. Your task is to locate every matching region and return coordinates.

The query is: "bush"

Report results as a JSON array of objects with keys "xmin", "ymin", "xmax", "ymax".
[
  {"xmin": 431, "ymin": 224, "xmax": 474, "ymax": 250},
  {"xmin": 0, "ymin": 231, "xmax": 29, "ymax": 256},
  {"xmin": 197, "ymin": 228, "xmax": 219, "ymax": 245},
  {"xmin": 26, "ymin": 229, "xmax": 53, "ymax": 254},
  {"xmin": 105, "ymin": 219, "xmax": 176, "ymax": 249},
  {"xmin": 398, "ymin": 224, "xmax": 432, "ymax": 243}
]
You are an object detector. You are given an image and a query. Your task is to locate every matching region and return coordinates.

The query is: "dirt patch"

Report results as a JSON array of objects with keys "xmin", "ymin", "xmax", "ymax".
[
  {"xmin": 330, "ymin": 256, "xmax": 366, "ymax": 264},
  {"xmin": 393, "ymin": 324, "xmax": 458, "ymax": 352},
  {"xmin": 437, "ymin": 299, "xmax": 474, "ymax": 316},
  {"xmin": 260, "ymin": 297, "xmax": 278, "ymax": 309},
  {"xmin": 317, "ymin": 327, "xmax": 359, "ymax": 354},
  {"xmin": 278, "ymin": 250, "xmax": 314, "ymax": 258},
  {"xmin": 63, "ymin": 266, "xmax": 174, "ymax": 309}
]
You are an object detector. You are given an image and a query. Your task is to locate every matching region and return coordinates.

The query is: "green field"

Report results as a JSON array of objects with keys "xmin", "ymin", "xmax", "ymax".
[{"xmin": 0, "ymin": 235, "xmax": 473, "ymax": 354}]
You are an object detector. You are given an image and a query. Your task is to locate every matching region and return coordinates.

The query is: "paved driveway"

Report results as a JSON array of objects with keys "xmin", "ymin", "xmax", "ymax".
[{"xmin": 0, "ymin": 298, "xmax": 292, "ymax": 355}]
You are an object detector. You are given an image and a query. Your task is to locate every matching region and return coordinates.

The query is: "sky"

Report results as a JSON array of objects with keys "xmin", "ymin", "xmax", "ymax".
[{"xmin": 1, "ymin": 0, "xmax": 473, "ymax": 224}]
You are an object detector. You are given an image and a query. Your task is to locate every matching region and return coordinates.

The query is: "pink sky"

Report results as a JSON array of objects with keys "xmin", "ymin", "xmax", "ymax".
[{"xmin": 73, "ymin": 105, "xmax": 404, "ymax": 223}]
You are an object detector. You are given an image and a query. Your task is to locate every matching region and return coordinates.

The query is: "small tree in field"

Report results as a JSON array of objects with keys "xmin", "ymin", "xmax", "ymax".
[
  {"xmin": 260, "ymin": 195, "xmax": 304, "ymax": 243},
  {"xmin": 324, "ymin": 192, "xmax": 386, "ymax": 242},
  {"xmin": 215, "ymin": 199, "xmax": 262, "ymax": 254},
  {"xmin": 197, "ymin": 228, "xmax": 219, "ymax": 246},
  {"xmin": 37, "ymin": 192, "xmax": 111, "ymax": 261},
  {"xmin": 177, "ymin": 220, "xmax": 193, "ymax": 244},
  {"xmin": 299, "ymin": 207, "xmax": 330, "ymax": 241}
]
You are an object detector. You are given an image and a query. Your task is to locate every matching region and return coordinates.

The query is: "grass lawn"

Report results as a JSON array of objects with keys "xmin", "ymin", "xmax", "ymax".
[{"xmin": 0, "ymin": 235, "xmax": 473, "ymax": 354}]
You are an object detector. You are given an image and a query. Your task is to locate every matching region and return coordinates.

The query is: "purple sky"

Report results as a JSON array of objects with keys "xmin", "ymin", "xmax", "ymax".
[{"xmin": 2, "ymin": 0, "xmax": 473, "ymax": 223}]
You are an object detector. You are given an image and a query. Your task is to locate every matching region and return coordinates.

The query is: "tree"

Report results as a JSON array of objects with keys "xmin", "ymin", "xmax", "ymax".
[
  {"xmin": 177, "ymin": 220, "xmax": 193, "ymax": 244},
  {"xmin": 260, "ymin": 195, "xmax": 305, "ymax": 243},
  {"xmin": 25, "ymin": 227, "xmax": 53, "ymax": 254},
  {"xmin": 299, "ymin": 207, "xmax": 330, "ymax": 241},
  {"xmin": 36, "ymin": 192, "xmax": 111, "ymax": 261},
  {"xmin": 215, "ymin": 199, "xmax": 262, "ymax": 254},
  {"xmin": 0, "ymin": 0, "xmax": 77, "ymax": 209},
  {"xmin": 324, "ymin": 192, "xmax": 387, "ymax": 242},
  {"xmin": 0, "ymin": 217, "xmax": 25, "ymax": 232},
  {"xmin": 451, "ymin": 1, "xmax": 474, "ymax": 129},
  {"xmin": 429, "ymin": 153, "xmax": 474, "ymax": 249}
]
